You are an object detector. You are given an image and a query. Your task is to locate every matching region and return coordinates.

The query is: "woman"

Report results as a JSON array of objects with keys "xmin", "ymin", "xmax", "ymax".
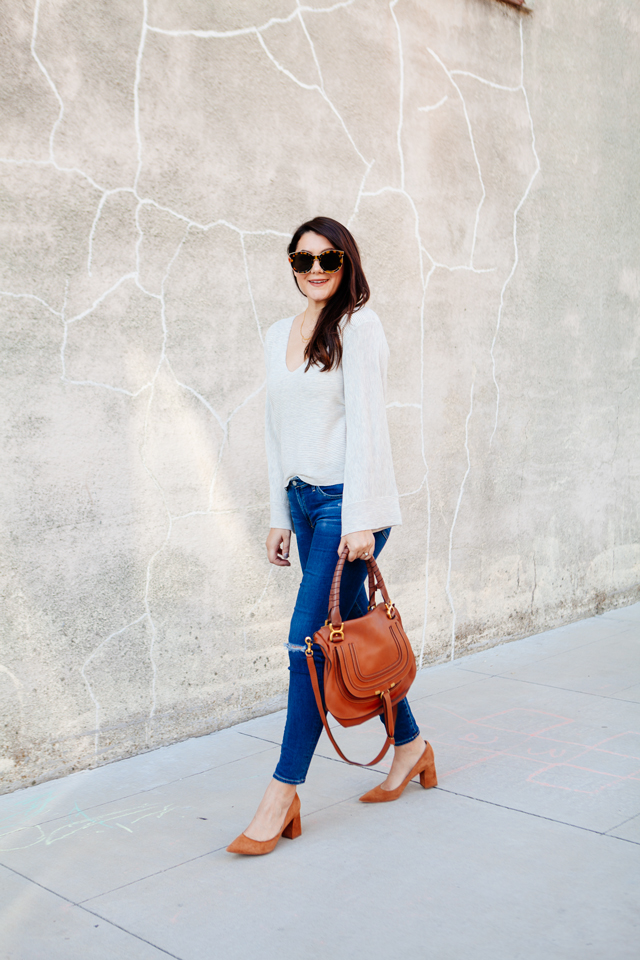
[{"xmin": 227, "ymin": 216, "xmax": 437, "ymax": 856}]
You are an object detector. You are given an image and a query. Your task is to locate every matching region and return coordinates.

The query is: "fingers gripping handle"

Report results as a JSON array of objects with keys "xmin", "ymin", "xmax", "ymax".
[{"xmin": 328, "ymin": 549, "xmax": 392, "ymax": 629}]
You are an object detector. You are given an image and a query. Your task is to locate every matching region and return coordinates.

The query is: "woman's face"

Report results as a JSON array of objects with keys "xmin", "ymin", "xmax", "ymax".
[{"xmin": 293, "ymin": 231, "xmax": 344, "ymax": 306}]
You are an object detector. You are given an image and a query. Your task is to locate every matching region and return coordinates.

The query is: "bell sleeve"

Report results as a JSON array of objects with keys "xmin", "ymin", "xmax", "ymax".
[{"xmin": 340, "ymin": 312, "xmax": 402, "ymax": 536}]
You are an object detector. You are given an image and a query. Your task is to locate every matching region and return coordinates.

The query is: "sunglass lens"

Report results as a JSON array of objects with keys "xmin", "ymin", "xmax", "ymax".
[
  {"xmin": 319, "ymin": 251, "xmax": 342, "ymax": 273},
  {"xmin": 291, "ymin": 252, "xmax": 314, "ymax": 274}
]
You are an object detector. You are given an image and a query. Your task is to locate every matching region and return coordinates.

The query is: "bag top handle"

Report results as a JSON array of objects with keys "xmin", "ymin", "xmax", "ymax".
[{"xmin": 329, "ymin": 547, "xmax": 392, "ymax": 629}]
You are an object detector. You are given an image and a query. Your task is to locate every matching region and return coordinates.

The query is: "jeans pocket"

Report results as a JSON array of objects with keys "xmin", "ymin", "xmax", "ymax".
[
  {"xmin": 316, "ymin": 484, "xmax": 343, "ymax": 499},
  {"xmin": 381, "ymin": 527, "xmax": 391, "ymax": 541}
]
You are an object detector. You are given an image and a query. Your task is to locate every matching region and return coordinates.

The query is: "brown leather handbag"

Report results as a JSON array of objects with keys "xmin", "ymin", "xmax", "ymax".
[{"xmin": 305, "ymin": 549, "xmax": 416, "ymax": 766}]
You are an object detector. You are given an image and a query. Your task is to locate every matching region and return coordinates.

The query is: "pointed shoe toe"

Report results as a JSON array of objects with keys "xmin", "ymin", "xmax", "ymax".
[
  {"xmin": 359, "ymin": 740, "xmax": 437, "ymax": 803},
  {"xmin": 359, "ymin": 783, "xmax": 398, "ymax": 803},
  {"xmin": 227, "ymin": 794, "xmax": 301, "ymax": 856}
]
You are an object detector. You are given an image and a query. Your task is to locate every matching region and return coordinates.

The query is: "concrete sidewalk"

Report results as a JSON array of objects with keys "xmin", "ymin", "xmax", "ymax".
[{"xmin": 1, "ymin": 605, "xmax": 639, "ymax": 960}]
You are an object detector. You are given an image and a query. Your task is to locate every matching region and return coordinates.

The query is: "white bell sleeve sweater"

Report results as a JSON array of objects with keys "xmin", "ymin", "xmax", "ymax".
[{"xmin": 264, "ymin": 306, "xmax": 402, "ymax": 537}]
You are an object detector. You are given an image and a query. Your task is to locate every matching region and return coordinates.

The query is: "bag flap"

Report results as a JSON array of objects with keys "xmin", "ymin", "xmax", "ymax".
[{"xmin": 334, "ymin": 608, "xmax": 413, "ymax": 696}]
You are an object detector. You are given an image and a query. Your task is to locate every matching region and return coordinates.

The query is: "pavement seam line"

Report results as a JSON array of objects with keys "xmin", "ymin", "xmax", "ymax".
[
  {"xmin": 453, "ymin": 630, "xmax": 629, "ymax": 676},
  {"xmin": 75, "ymin": 903, "xmax": 186, "ymax": 959},
  {"xmin": 236, "ymin": 731, "xmax": 283, "ymax": 744},
  {"xmin": 76, "ymin": 841, "xmax": 234, "ymax": 904},
  {"xmin": 447, "ymin": 670, "xmax": 640, "ymax": 703},
  {"xmin": 436, "ymin": 786, "xmax": 640, "ymax": 844},
  {"xmin": 603, "ymin": 811, "xmax": 640, "ymax": 834},
  {"xmin": 448, "ymin": 620, "xmax": 625, "ymax": 666},
  {"xmin": 0, "ymin": 861, "xmax": 186, "ymax": 959},
  {"xmin": 0, "ymin": 744, "xmax": 281, "ymax": 830},
  {"xmin": 75, "ymin": 789, "xmax": 389, "ymax": 905}
]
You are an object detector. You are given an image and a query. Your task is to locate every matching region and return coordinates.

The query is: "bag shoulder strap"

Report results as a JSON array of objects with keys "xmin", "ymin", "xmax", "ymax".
[{"xmin": 305, "ymin": 651, "xmax": 396, "ymax": 767}]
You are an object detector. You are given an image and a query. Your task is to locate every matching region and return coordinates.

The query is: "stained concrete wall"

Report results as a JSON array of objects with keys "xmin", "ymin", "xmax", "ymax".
[{"xmin": 1, "ymin": 0, "xmax": 639, "ymax": 792}]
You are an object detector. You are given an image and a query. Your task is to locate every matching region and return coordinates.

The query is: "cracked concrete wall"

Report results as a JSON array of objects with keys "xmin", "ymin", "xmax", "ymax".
[{"xmin": 1, "ymin": 0, "xmax": 639, "ymax": 792}]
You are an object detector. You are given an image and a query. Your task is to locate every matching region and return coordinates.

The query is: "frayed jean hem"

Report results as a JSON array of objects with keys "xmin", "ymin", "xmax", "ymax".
[
  {"xmin": 273, "ymin": 771, "xmax": 306, "ymax": 786},
  {"xmin": 393, "ymin": 730, "xmax": 422, "ymax": 747}
]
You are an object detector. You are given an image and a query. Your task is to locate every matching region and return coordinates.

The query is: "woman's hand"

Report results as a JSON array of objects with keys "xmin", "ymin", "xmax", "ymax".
[
  {"xmin": 338, "ymin": 530, "xmax": 375, "ymax": 563},
  {"xmin": 266, "ymin": 528, "xmax": 291, "ymax": 566}
]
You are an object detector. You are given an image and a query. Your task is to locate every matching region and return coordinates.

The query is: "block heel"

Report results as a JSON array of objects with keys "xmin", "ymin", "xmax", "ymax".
[
  {"xmin": 282, "ymin": 812, "xmax": 302, "ymax": 839},
  {"xmin": 419, "ymin": 745, "xmax": 438, "ymax": 788}
]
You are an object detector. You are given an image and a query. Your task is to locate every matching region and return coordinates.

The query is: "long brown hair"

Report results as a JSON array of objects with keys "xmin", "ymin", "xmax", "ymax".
[{"xmin": 288, "ymin": 216, "xmax": 370, "ymax": 372}]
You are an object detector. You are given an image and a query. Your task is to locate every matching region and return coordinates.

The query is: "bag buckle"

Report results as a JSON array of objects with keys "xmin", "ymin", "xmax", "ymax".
[
  {"xmin": 304, "ymin": 636, "xmax": 314, "ymax": 657},
  {"xmin": 374, "ymin": 683, "xmax": 397, "ymax": 697},
  {"xmin": 385, "ymin": 602, "xmax": 396, "ymax": 620},
  {"xmin": 329, "ymin": 623, "xmax": 345, "ymax": 642}
]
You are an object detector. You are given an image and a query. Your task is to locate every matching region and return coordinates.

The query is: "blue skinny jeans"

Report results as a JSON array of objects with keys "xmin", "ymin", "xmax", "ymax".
[{"xmin": 273, "ymin": 478, "xmax": 420, "ymax": 785}]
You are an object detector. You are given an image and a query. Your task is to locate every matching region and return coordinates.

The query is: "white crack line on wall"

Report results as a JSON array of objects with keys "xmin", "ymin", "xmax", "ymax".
[
  {"xmin": 374, "ymin": 6, "xmax": 498, "ymax": 668},
  {"xmin": 422, "ymin": 24, "xmax": 536, "ymax": 660},
  {"xmin": 132, "ymin": 198, "xmax": 167, "ymax": 301},
  {"xmin": 295, "ymin": 0, "xmax": 330, "ymax": 88},
  {"xmin": 133, "ymin": 0, "xmax": 149, "ymax": 196},
  {"xmin": 255, "ymin": 27, "xmax": 371, "ymax": 171},
  {"xmin": 417, "ymin": 262, "xmax": 436, "ymax": 669},
  {"xmin": 448, "ymin": 20, "xmax": 540, "ymax": 444},
  {"xmin": 60, "ymin": 273, "xmax": 160, "ymax": 397},
  {"xmin": 389, "ymin": 0, "xmax": 406, "ymax": 190},
  {"xmin": 138, "ymin": 231, "xmax": 193, "ymax": 738},
  {"xmin": 1, "ymin": 0, "xmax": 376, "ymax": 759},
  {"xmin": 146, "ymin": 0, "xmax": 371, "ymax": 172},
  {"xmin": 445, "ymin": 377, "xmax": 475, "ymax": 662},
  {"xmin": 134, "ymin": 228, "xmax": 270, "ymax": 738},
  {"xmin": 423, "ymin": 254, "xmax": 496, "ymax": 276},
  {"xmin": 169, "ymin": 370, "xmax": 266, "ymax": 513},
  {"xmin": 0, "ymin": 0, "xmax": 104, "ymax": 194},
  {"xmin": 382, "ymin": 5, "xmax": 438, "ymax": 667},
  {"xmin": 418, "ymin": 96, "xmax": 449, "ymax": 113},
  {"xmin": 3, "ymin": 1, "xmax": 539, "ymax": 758},
  {"xmin": 484, "ymin": 22, "xmax": 541, "ymax": 444},
  {"xmin": 88, "ymin": 188, "xmax": 136, "ymax": 277},
  {"xmin": 145, "ymin": 0, "xmax": 357, "ymax": 42},
  {"xmin": 76, "ymin": 232, "xmax": 190, "ymax": 754},
  {"xmin": 30, "ymin": 0, "xmax": 63, "ymax": 164},
  {"xmin": 0, "ymin": 291, "xmax": 62, "ymax": 317},
  {"xmin": 80, "ymin": 614, "xmax": 148, "ymax": 756},
  {"xmin": 29, "ymin": 0, "xmax": 297, "ymax": 751},
  {"xmin": 427, "ymin": 48, "xmax": 487, "ymax": 270},
  {"xmin": 128, "ymin": 0, "xmax": 374, "ymax": 711},
  {"xmin": 380, "ymin": 11, "xmax": 535, "ymax": 664},
  {"xmin": 292, "ymin": 1, "xmax": 378, "ymax": 207},
  {"xmin": 360, "ymin": 5, "xmax": 434, "ymax": 666}
]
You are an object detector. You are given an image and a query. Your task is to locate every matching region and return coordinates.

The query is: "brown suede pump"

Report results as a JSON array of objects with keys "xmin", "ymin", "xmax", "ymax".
[
  {"xmin": 226, "ymin": 793, "xmax": 301, "ymax": 855},
  {"xmin": 359, "ymin": 740, "xmax": 437, "ymax": 802}
]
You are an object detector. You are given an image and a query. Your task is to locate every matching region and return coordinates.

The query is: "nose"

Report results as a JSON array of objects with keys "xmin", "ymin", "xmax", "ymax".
[{"xmin": 310, "ymin": 257, "xmax": 324, "ymax": 274}]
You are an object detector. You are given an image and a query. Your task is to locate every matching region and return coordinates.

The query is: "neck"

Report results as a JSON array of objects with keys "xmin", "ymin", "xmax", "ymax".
[
  {"xmin": 304, "ymin": 298, "xmax": 325, "ymax": 325},
  {"xmin": 303, "ymin": 300, "xmax": 327, "ymax": 330}
]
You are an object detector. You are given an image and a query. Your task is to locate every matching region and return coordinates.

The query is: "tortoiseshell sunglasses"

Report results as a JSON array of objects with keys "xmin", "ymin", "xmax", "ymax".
[{"xmin": 288, "ymin": 249, "xmax": 344, "ymax": 274}]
